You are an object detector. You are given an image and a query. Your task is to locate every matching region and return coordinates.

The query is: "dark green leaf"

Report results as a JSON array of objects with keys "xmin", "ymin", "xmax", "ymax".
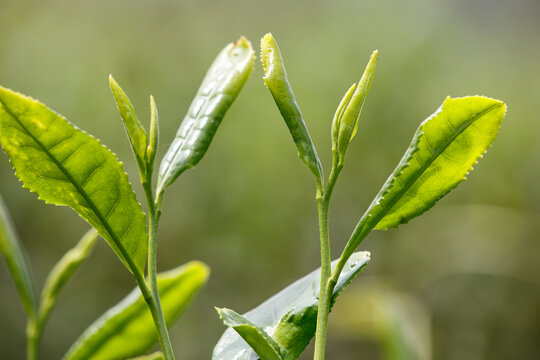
[
  {"xmin": 0, "ymin": 86, "xmax": 148, "ymax": 275},
  {"xmin": 341, "ymin": 96, "xmax": 506, "ymax": 259},
  {"xmin": 157, "ymin": 37, "xmax": 255, "ymax": 195},
  {"xmin": 213, "ymin": 251, "xmax": 370, "ymax": 360},
  {"xmin": 109, "ymin": 75, "xmax": 148, "ymax": 173},
  {"xmin": 39, "ymin": 229, "xmax": 98, "ymax": 327},
  {"xmin": 65, "ymin": 261, "xmax": 209, "ymax": 360},
  {"xmin": 0, "ymin": 194, "xmax": 37, "ymax": 319},
  {"xmin": 260, "ymin": 33, "xmax": 323, "ymax": 184}
]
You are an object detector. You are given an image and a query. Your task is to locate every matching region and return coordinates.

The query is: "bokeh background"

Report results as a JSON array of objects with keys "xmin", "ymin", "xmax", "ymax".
[{"xmin": 1, "ymin": 0, "xmax": 539, "ymax": 359}]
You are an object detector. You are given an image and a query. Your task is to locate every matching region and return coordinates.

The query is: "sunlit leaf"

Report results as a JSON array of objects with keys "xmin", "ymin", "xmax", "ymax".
[
  {"xmin": 213, "ymin": 252, "xmax": 370, "ymax": 360},
  {"xmin": 260, "ymin": 33, "xmax": 323, "ymax": 184},
  {"xmin": 65, "ymin": 261, "xmax": 209, "ymax": 360},
  {"xmin": 109, "ymin": 75, "xmax": 148, "ymax": 174},
  {"xmin": 0, "ymin": 86, "xmax": 148, "ymax": 275},
  {"xmin": 0, "ymin": 194, "xmax": 37, "ymax": 319},
  {"xmin": 157, "ymin": 37, "xmax": 254, "ymax": 195},
  {"xmin": 341, "ymin": 96, "xmax": 506, "ymax": 259}
]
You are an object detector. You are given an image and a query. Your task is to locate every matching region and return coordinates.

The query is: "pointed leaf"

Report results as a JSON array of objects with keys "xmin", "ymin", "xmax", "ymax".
[
  {"xmin": 213, "ymin": 251, "xmax": 370, "ymax": 360},
  {"xmin": 146, "ymin": 95, "xmax": 159, "ymax": 170},
  {"xmin": 65, "ymin": 261, "xmax": 209, "ymax": 360},
  {"xmin": 128, "ymin": 352, "xmax": 165, "ymax": 360},
  {"xmin": 260, "ymin": 33, "xmax": 323, "ymax": 184},
  {"xmin": 0, "ymin": 86, "xmax": 148, "ymax": 275},
  {"xmin": 217, "ymin": 308, "xmax": 284, "ymax": 360},
  {"xmin": 0, "ymin": 194, "xmax": 37, "ymax": 319},
  {"xmin": 109, "ymin": 75, "xmax": 148, "ymax": 173},
  {"xmin": 332, "ymin": 50, "xmax": 377, "ymax": 166},
  {"xmin": 39, "ymin": 229, "xmax": 98, "ymax": 328},
  {"xmin": 341, "ymin": 96, "xmax": 506, "ymax": 259},
  {"xmin": 157, "ymin": 37, "xmax": 255, "ymax": 195}
]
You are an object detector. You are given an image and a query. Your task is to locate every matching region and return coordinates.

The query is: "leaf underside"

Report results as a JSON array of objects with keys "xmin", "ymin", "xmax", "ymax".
[
  {"xmin": 64, "ymin": 261, "xmax": 209, "ymax": 360},
  {"xmin": 213, "ymin": 251, "xmax": 371, "ymax": 360},
  {"xmin": 0, "ymin": 86, "xmax": 148, "ymax": 274},
  {"xmin": 371, "ymin": 96, "xmax": 506, "ymax": 230}
]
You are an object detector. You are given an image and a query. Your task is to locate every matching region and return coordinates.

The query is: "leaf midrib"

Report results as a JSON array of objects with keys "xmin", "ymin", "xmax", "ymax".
[{"xmin": 0, "ymin": 98, "xmax": 143, "ymax": 276}]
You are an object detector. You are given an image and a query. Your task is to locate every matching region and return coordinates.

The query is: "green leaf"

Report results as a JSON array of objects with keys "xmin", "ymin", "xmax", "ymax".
[
  {"xmin": 341, "ymin": 96, "xmax": 506, "ymax": 259},
  {"xmin": 0, "ymin": 86, "xmax": 148, "ymax": 275},
  {"xmin": 109, "ymin": 75, "xmax": 149, "ymax": 174},
  {"xmin": 331, "ymin": 50, "xmax": 377, "ymax": 166},
  {"xmin": 64, "ymin": 261, "xmax": 209, "ymax": 360},
  {"xmin": 213, "ymin": 251, "xmax": 370, "ymax": 360},
  {"xmin": 128, "ymin": 352, "xmax": 165, "ymax": 360},
  {"xmin": 217, "ymin": 308, "xmax": 284, "ymax": 360},
  {"xmin": 260, "ymin": 33, "xmax": 323, "ymax": 185},
  {"xmin": 157, "ymin": 36, "xmax": 255, "ymax": 195},
  {"xmin": 39, "ymin": 229, "xmax": 98, "ymax": 328},
  {"xmin": 0, "ymin": 194, "xmax": 37, "ymax": 320},
  {"xmin": 146, "ymin": 95, "xmax": 159, "ymax": 171}
]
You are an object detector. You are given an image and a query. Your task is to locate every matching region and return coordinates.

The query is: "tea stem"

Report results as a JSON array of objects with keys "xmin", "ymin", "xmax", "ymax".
[
  {"xmin": 142, "ymin": 177, "xmax": 175, "ymax": 360},
  {"xmin": 313, "ymin": 158, "xmax": 342, "ymax": 360}
]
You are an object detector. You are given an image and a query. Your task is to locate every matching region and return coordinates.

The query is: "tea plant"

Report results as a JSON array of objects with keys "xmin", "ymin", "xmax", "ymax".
[
  {"xmin": 212, "ymin": 33, "xmax": 506, "ymax": 360},
  {"xmin": 0, "ymin": 37, "xmax": 254, "ymax": 360},
  {"xmin": 0, "ymin": 32, "xmax": 506, "ymax": 360}
]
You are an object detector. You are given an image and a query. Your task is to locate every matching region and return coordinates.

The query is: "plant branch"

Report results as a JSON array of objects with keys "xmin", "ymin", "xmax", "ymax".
[
  {"xmin": 313, "ymin": 155, "xmax": 343, "ymax": 360},
  {"xmin": 142, "ymin": 177, "xmax": 175, "ymax": 360}
]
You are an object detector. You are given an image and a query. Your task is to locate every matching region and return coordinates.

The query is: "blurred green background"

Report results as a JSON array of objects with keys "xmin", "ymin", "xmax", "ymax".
[{"xmin": 1, "ymin": 0, "xmax": 539, "ymax": 359}]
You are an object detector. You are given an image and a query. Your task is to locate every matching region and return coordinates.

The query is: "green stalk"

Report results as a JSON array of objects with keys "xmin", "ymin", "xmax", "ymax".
[
  {"xmin": 313, "ymin": 157, "xmax": 342, "ymax": 360},
  {"xmin": 26, "ymin": 319, "xmax": 38, "ymax": 360},
  {"xmin": 142, "ymin": 176, "xmax": 175, "ymax": 360}
]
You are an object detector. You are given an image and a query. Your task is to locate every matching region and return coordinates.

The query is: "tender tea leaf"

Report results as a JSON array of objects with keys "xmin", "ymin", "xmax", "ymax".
[
  {"xmin": 128, "ymin": 352, "xmax": 165, "ymax": 360},
  {"xmin": 0, "ymin": 194, "xmax": 37, "ymax": 319},
  {"xmin": 65, "ymin": 261, "xmax": 209, "ymax": 360},
  {"xmin": 341, "ymin": 96, "xmax": 506, "ymax": 259},
  {"xmin": 331, "ymin": 50, "xmax": 377, "ymax": 166},
  {"xmin": 0, "ymin": 86, "xmax": 148, "ymax": 275},
  {"xmin": 109, "ymin": 75, "xmax": 148, "ymax": 173},
  {"xmin": 157, "ymin": 37, "xmax": 255, "ymax": 195},
  {"xmin": 260, "ymin": 33, "xmax": 323, "ymax": 184},
  {"xmin": 213, "ymin": 251, "xmax": 370, "ymax": 360},
  {"xmin": 217, "ymin": 308, "xmax": 284, "ymax": 360},
  {"xmin": 39, "ymin": 229, "xmax": 98, "ymax": 328},
  {"xmin": 146, "ymin": 95, "xmax": 159, "ymax": 170}
]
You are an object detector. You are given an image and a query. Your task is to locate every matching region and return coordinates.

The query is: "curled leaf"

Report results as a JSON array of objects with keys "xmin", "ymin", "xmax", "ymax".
[
  {"xmin": 261, "ymin": 33, "xmax": 323, "ymax": 184},
  {"xmin": 332, "ymin": 50, "xmax": 377, "ymax": 166},
  {"xmin": 157, "ymin": 37, "xmax": 255, "ymax": 195}
]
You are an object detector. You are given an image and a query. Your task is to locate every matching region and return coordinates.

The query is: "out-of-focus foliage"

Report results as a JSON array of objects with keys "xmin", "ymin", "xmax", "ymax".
[{"xmin": 0, "ymin": 0, "xmax": 539, "ymax": 359}]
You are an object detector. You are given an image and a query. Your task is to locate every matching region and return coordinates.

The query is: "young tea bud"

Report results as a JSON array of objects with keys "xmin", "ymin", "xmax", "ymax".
[{"xmin": 332, "ymin": 50, "xmax": 378, "ymax": 167}]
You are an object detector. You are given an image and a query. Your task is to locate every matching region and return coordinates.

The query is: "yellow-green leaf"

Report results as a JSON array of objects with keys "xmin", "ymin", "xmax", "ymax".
[
  {"xmin": 65, "ymin": 261, "xmax": 209, "ymax": 360},
  {"xmin": 341, "ymin": 96, "xmax": 506, "ymax": 259},
  {"xmin": 0, "ymin": 86, "xmax": 148, "ymax": 275}
]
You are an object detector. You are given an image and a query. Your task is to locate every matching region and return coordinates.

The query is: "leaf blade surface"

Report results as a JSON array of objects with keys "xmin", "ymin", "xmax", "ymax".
[
  {"xmin": 213, "ymin": 251, "xmax": 370, "ymax": 360},
  {"xmin": 0, "ymin": 86, "xmax": 148, "ymax": 274},
  {"xmin": 65, "ymin": 261, "xmax": 209, "ymax": 360}
]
